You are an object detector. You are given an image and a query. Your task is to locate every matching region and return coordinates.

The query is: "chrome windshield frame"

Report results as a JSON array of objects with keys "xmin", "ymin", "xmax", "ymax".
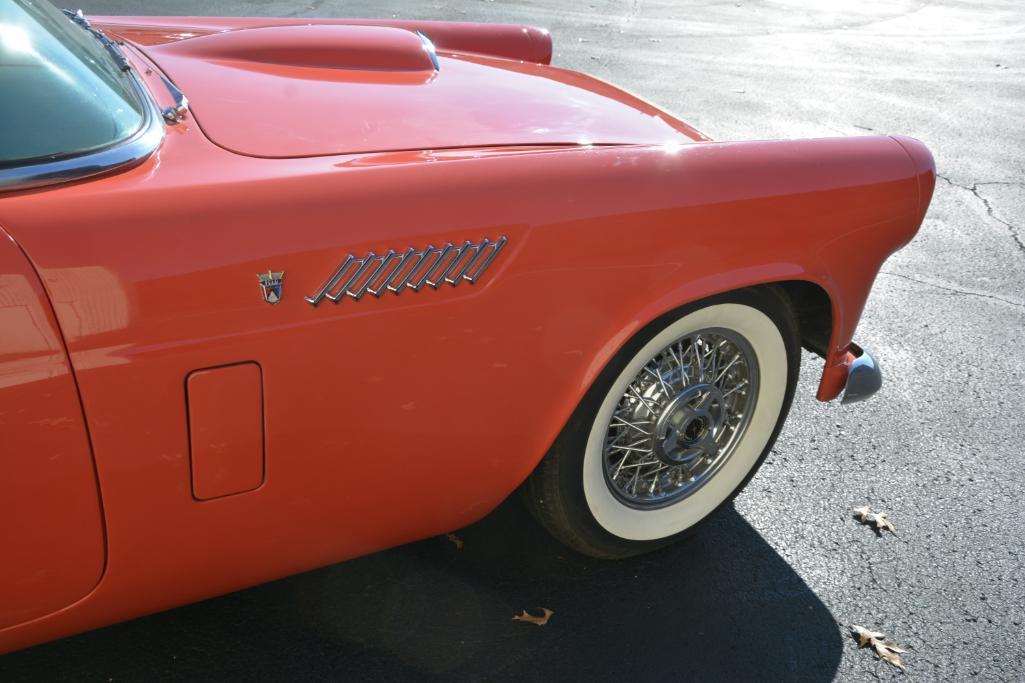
[{"xmin": 0, "ymin": 57, "xmax": 165, "ymax": 194}]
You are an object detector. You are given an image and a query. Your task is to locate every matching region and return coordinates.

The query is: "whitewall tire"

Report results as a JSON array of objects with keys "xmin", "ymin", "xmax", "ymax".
[{"xmin": 521, "ymin": 287, "xmax": 800, "ymax": 558}]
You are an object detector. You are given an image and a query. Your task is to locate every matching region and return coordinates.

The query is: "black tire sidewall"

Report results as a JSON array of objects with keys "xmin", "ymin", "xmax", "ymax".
[{"xmin": 532, "ymin": 287, "xmax": 801, "ymax": 558}]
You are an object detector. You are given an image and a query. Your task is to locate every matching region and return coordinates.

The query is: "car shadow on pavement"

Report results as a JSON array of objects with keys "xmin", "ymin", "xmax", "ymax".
[{"xmin": 0, "ymin": 499, "xmax": 841, "ymax": 681}]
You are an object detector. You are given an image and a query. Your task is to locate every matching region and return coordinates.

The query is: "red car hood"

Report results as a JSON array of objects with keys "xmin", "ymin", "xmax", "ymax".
[{"xmin": 112, "ymin": 22, "xmax": 704, "ymax": 158}]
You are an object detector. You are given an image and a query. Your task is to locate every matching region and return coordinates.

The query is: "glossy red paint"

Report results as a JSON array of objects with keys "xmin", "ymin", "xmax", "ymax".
[
  {"xmin": 157, "ymin": 24, "xmax": 439, "ymax": 72},
  {"xmin": 140, "ymin": 24, "xmax": 701, "ymax": 158},
  {"xmin": 94, "ymin": 15, "xmax": 555, "ymax": 65},
  {"xmin": 187, "ymin": 363, "xmax": 265, "ymax": 500},
  {"xmin": 816, "ymin": 348, "xmax": 859, "ymax": 402},
  {"xmin": 0, "ymin": 16, "xmax": 934, "ymax": 653},
  {"xmin": 815, "ymin": 133, "xmax": 936, "ymax": 402},
  {"xmin": 0, "ymin": 229, "xmax": 105, "ymax": 630}
]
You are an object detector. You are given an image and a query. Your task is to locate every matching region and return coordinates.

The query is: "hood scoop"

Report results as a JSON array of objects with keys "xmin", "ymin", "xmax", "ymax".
[
  {"xmin": 142, "ymin": 23, "xmax": 698, "ymax": 159},
  {"xmin": 153, "ymin": 24, "xmax": 439, "ymax": 72}
]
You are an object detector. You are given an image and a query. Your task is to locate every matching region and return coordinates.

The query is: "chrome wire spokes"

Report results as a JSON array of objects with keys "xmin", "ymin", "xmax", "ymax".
[{"xmin": 603, "ymin": 329, "xmax": 758, "ymax": 508}]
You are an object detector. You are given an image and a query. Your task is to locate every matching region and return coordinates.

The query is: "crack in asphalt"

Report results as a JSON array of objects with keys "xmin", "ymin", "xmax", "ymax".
[
  {"xmin": 878, "ymin": 271, "xmax": 1025, "ymax": 309},
  {"xmin": 936, "ymin": 174, "xmax": 1025, "ymax": 256}
]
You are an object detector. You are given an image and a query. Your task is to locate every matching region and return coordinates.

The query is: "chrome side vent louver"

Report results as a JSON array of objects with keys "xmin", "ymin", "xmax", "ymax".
[{"xmin": 305, "ymin": 236, "xmax": 507, "ymax": 306}]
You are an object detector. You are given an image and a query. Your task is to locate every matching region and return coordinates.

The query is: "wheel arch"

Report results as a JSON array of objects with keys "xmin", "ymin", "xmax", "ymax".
[
  {"xmin": 519, "ymin": 273, "xmax": 838, "ymax": 494},
  {"xmin": 587, "ymin": 271, "xmax": 839, "ymax": 393},
  {"xmin": 771, "ymin": 280, "xmax": 834, "ymax": 359}
]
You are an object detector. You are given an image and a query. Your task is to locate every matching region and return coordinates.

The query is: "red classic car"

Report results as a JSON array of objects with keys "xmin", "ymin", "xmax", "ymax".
[{"xmin": 0, "ymin": 0, "xmax": 934, "ymax": 653}]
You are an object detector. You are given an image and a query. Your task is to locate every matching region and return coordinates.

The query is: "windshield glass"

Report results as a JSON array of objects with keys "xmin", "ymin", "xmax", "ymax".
[{"xmin": 0, "ymin": 0, "xmax": 146, "ymax": 165}]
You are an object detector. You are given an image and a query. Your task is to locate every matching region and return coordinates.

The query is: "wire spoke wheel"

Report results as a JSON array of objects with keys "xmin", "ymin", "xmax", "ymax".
[
  {"xmin": 602, "ymin": 328, "xmax": 759, "ymax": 508},
  {"xmin": 522, "ymin": 291, "xmax": 798, "ymax": 558}
]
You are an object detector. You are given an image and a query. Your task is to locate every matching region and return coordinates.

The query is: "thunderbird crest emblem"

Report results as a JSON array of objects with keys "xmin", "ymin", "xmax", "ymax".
[{"xmin": 257, "ymin": 270, "xmax": 285, "ymax": 304}]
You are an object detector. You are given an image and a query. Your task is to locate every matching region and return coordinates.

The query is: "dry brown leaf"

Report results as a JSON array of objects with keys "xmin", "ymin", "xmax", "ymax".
[
  {"xmin": 853, "ymin": 506, "xmax": 897, "ymax": 534},
  {"xmin": 872, "ymin": 511, "xmax": 897, "ymax": 534},
  {"xmin": 445, "ymin": 533, "xmax": 464, "ymax": 550},
  {"xmin": 852, "ymin": 625, "xmax": 884, "ymax": 648},
  {"xmin": 512, "ymin": 608, "xmax": 554, "ymax": 626},
  {"xmin": 851, "ymin": 625, "xmax": 907, "ymax": 671}
]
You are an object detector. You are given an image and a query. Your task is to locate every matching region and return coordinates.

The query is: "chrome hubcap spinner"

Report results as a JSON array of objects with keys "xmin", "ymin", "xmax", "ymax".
[{"xmin": 653, "ymin": 383, "xmax": 725, "ymax": 466}]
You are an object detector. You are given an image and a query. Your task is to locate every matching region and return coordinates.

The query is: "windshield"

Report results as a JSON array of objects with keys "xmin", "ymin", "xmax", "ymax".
[{"xmin": 0, "ymin": 0, "xmax": 146, "ymax": 165}]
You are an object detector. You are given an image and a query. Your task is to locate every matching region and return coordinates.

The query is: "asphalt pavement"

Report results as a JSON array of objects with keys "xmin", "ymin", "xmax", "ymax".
[{"xmin": 2, "ymin": 1, "xmax": 1023, "ymax": 680}]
